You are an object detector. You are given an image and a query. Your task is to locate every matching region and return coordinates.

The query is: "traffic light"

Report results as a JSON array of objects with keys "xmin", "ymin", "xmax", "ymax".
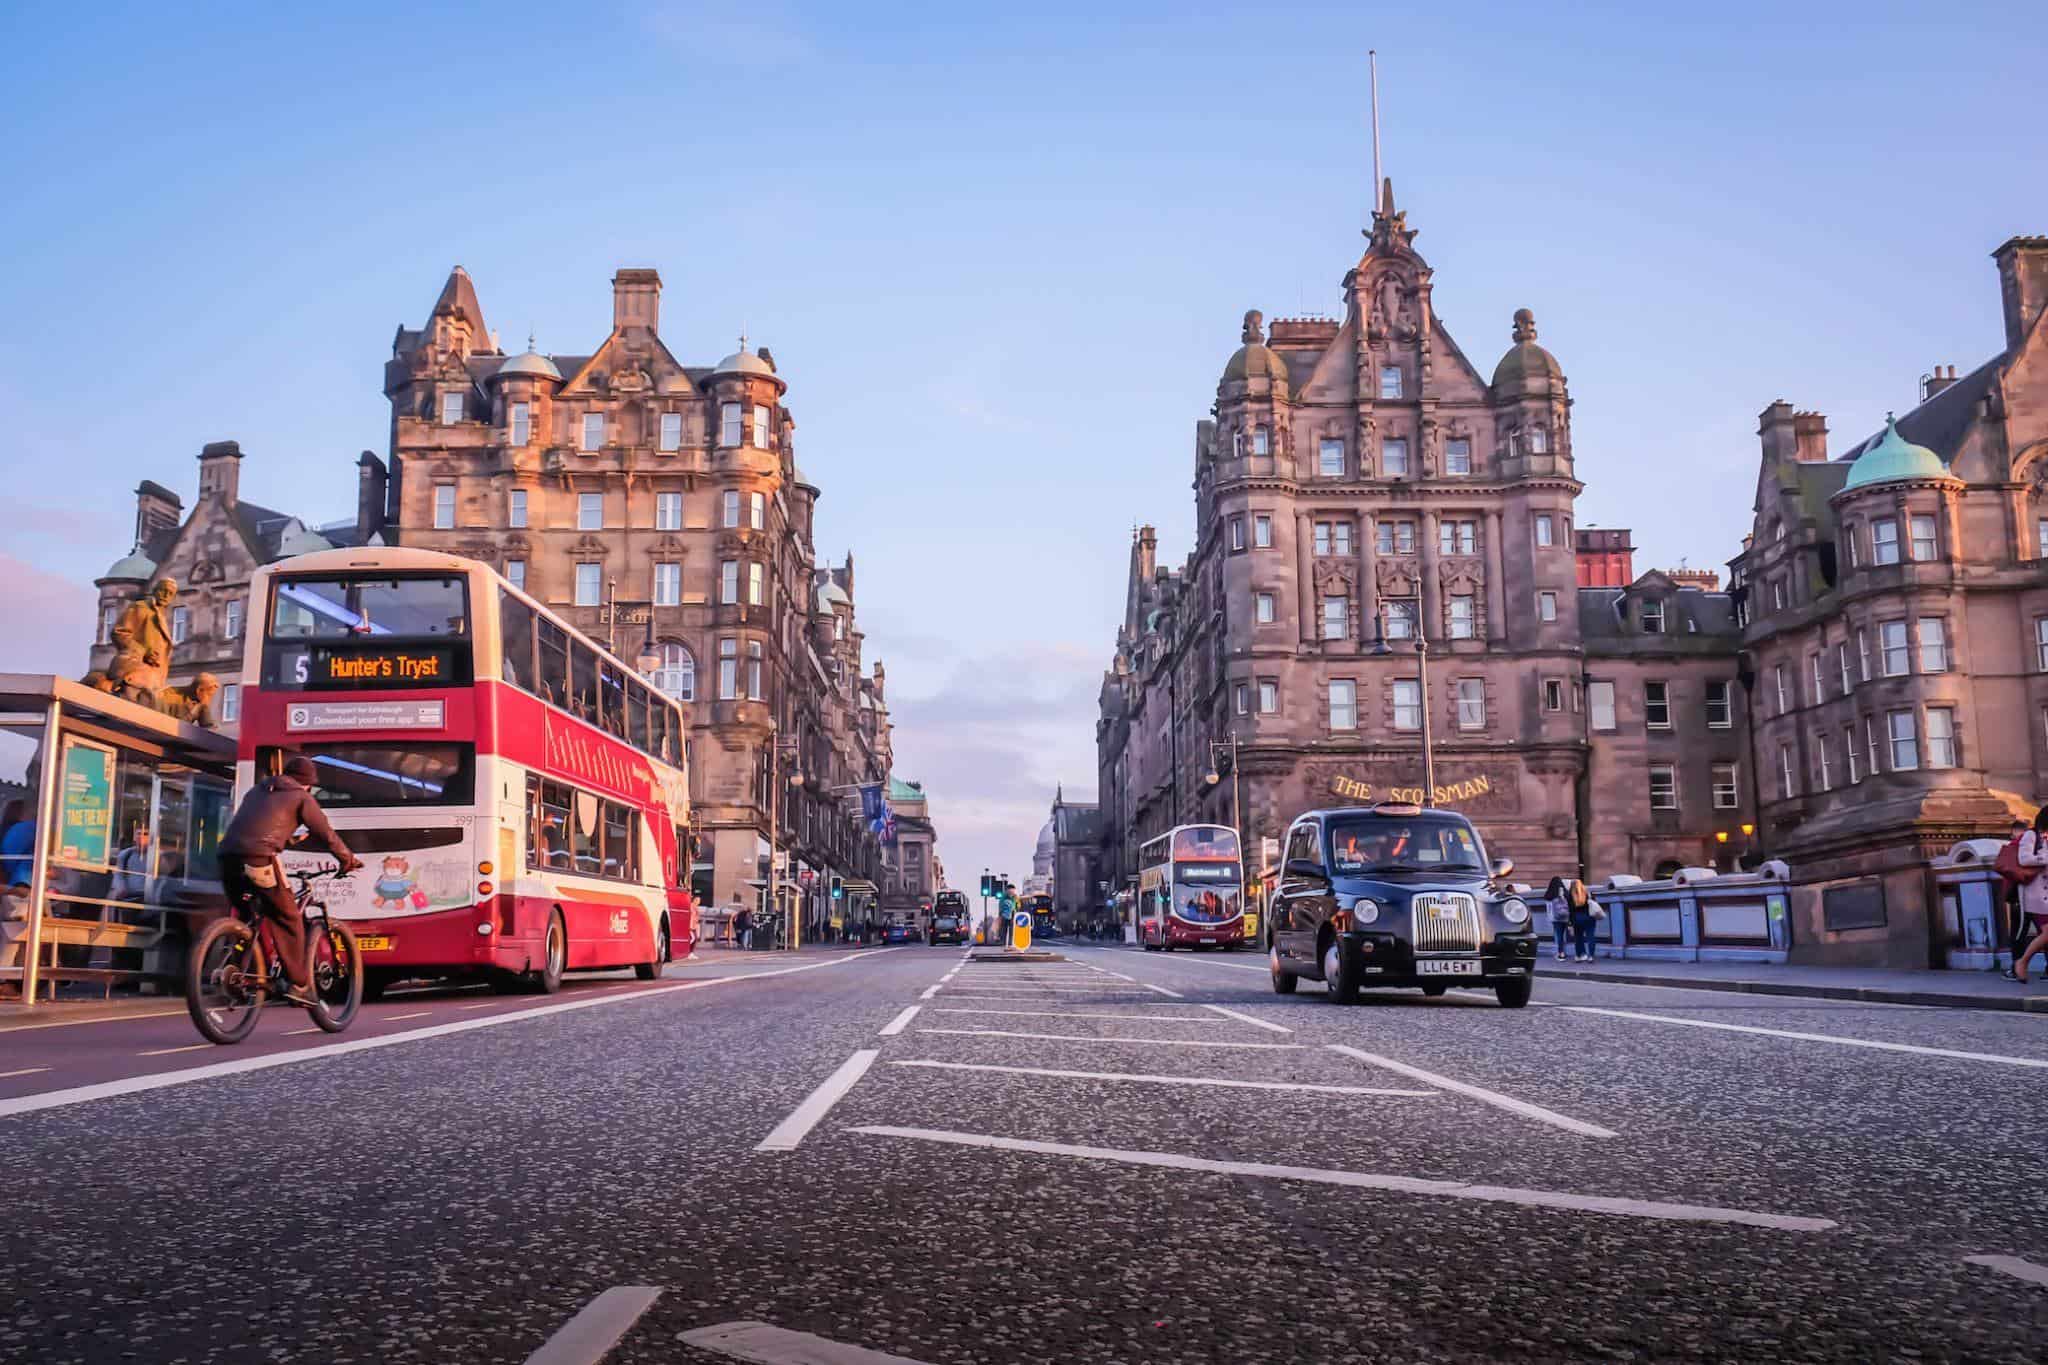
[
  {"xmin": 980, "ymin": 873, "xmax": 994, "ymax": 898},
  {"xmin": 830, "ymin": 875, "xmax": 844, "ymax": 900}
]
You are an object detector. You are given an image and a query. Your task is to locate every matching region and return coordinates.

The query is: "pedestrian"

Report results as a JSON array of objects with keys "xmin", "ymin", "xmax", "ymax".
[
  {"xmin": 0, "ymin": 798, "xmax": 32, "ymax": 892},
  {"xmin": 2008, "ymin": 809, "xmax": 2048, "ymax": 984},
  {"xmin": 1995, "ymin": 817, "xmax": 2031, "ymax": 977},
  {"xmin": 112, "ymin": 827, "xmax": 153, "ymax": 905},
  {"xmin": 1566, "ymin": 876, "xmax": 1600, "ymax": 963},
  {"xmin": 1543, "ymin": 876, "xmax": 1571, "ymax": 961},
  {"xmin": 735, "ymin": 905, "xmax": 754, "ymax": 951}
]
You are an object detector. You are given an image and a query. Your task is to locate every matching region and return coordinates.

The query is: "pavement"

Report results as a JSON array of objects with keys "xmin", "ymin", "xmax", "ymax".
[
  {"xmin": 1543, "ymin": 951, "xmax": 2048, "ymax": 1012},
  {"xmin": 5, "ymin": 943, "xmax": 2048, "ymax": 1363}
]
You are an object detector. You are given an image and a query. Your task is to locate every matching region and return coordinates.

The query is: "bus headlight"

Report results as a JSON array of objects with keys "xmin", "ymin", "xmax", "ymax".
[{"xmin": 1500, "ymin": 897, "xmax": 1531, "ymax": 925}]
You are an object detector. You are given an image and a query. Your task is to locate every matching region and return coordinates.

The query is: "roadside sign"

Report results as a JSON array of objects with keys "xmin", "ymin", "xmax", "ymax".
[{"xmin": 1011, "ymin": 909, "xmax": 1033, "ymax": 952}]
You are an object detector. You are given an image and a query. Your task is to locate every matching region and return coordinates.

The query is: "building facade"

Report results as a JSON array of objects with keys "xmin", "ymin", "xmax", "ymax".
[
  {"xmin": 380, "ymin": 265, "xmax": 904, "ymax": 920},
  {"xmin": 1097, "ymin": 214, "xmax": 2048, "ymax": 969}
]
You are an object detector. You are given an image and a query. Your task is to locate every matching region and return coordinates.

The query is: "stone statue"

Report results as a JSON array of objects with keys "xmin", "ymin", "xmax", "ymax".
[
  {"xmin": 80, "ymin": 671, "xmax": 116, "ymax": 694},
  {"xmin": 108, "ymin": 579, "xmax": 179, "ymax": 708},
  {"xmin": 1241, "ymin": 310, "xmax": 1264, "ymax": 346},
  {"xmin": 1512, "ymin": 308, "xmax": 1537, "ymax": 344},
  {"xmin": 158, "ymin": 673, "xmax": 221, "ymax": 729}
]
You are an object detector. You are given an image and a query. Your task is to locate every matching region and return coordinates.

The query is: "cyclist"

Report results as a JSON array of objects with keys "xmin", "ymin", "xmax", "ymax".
[{"xmin": 219, "ymin": 754, "xmax": 361, "ymax": 1005}]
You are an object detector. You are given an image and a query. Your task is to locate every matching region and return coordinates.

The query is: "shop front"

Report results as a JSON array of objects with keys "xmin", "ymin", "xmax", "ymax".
[{"xmin": 1, "ymin": 675, "xmax": 236, "ymax": 1008}]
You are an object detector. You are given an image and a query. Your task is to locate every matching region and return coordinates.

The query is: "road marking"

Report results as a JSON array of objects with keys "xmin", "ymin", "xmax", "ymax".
[
  {"xmin": 917, "ymin": 1027, "xmax": 1300, "ymax": 1049},
  {"xmin": 1328, "ymin": 1045, "xmax": 1618, "ymax": 1138},
  {"xmin": 919, "ymin": 983, "xmax": 942, "ymax": 1000},
  {"xmin": 1963, "ymin": 1254, "xmax": 2048, "ymax": 1287},
  {"xmin": 1142, "ymin": 983, "xmax": 1185, "ymax": 999},
  {"xmin": 1555, "ymin": 1005, "xmax": 2048, "ymax": 1070},
  {"xmin": 138, "ymin": 1044, "xmax": 213, "ymax": 1057},
  {"xmin": 892, "ymin": 1060, "xmax": 1434, "ymax": 1096},
  {"xmin": 285, "ymin": 1027, "xmax": 323, "ymax": 1036},
  {"xmin": 755, "ymin": 1049, "xmax": 880, "ymax": 1152},
  {"xmin": 0, "ymin": 950, "xmax": 895, "ymax": 1121},
  {"xmin": 1202, "ymin": 1004, "xmax": 1291, "ymax": 1034},
  {"xmin": 0, "ymin": 1007, "xmax": 189, "ymax": 1034},
  {"xmin": 680, "ymin": 1320, "xmax": 932, "ymax": 1364},
  {"xmin": 879, "ymin": 1005, "xmax": 921, "ymax": 1037},
  {"xmin": 525, "ymin": 1286, "xmax": 663, "ymax": 1365},
  {"xmin": 460, "ymin": 1000, "xmax": 507, "ymax": 1010},
  {"xmin": 931, "ymin": 1008, "xmax": 1225, "ymax": 1023},
  {"xmin": 384, "ymin": 1011, "xmax": 432, "ymax": 1022},
  {"xmin": 0, "ymin": 1067, "xmax": 51, "ymax": 1079},
  {"xmin": 855, "ymin": 1127, "xmax": 1835, "ymax": 1232}
]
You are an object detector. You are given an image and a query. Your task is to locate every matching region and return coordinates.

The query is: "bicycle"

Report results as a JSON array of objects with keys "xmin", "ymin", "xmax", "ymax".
[{"xmin": 185, "ymin": 866, "xmax": 363, "ymax": 1045}]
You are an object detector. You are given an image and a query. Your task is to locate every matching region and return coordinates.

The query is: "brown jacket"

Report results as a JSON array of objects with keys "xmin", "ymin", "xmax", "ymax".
[{"xmin": 221, "ymin": 775, "xmax": 353, "ymax": 863}]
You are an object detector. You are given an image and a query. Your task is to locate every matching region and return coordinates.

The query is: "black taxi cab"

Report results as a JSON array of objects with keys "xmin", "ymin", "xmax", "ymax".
[{"xmin": 1267, "ymin": 803, "xmax": 1537, "ymax": 1007}]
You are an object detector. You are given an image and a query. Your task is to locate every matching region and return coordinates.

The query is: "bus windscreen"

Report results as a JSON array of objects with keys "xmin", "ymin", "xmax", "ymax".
[
  {"xmin": 258, "ymin": 743, "xmax": 475, "ymax": 808},
  {"xmin": 271, "ymin": 576, "xmax": 468, "ymax": 639}
]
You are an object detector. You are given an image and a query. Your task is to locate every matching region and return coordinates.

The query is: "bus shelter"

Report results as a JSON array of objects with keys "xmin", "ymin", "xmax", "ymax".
[{"xmin": 0, "ymin": 674, "xmax": 236, "ymax": 1009}]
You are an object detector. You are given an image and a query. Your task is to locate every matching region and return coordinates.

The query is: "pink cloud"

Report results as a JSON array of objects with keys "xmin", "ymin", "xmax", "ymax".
[{"xmin": 0, "ymin": 553, "xmax": 94, "ymax": 676}]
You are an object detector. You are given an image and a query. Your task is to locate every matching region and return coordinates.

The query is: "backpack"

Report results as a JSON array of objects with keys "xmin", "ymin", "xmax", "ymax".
[{"xmin": 1995, "ymin": 834, "xmax": 2041, "ymax": 887}]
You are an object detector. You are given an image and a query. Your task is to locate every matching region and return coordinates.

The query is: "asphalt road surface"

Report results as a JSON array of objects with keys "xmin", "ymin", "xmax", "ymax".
[{"xmin": 5, "ymin": 942, "xmax": 2047, "ymax": 1364}]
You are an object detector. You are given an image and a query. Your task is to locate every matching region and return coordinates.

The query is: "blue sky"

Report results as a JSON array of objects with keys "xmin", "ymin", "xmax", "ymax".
[{"xmin": 2, "ymin": 1, "xmax": 2042, "ymax": 887}]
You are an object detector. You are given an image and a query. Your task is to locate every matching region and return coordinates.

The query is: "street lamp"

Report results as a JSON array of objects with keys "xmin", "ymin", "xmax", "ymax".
[
  {"xmin": 767, "ymin": 734, "xmax": 803, "ymax": 951},
  {"xmin": 1202, "ymin": 731, "xmax": 1243, "ymax": 861},
  {"xmin": 1369, "ymin": 606, "xmax": 1436, "ymax": 806}
]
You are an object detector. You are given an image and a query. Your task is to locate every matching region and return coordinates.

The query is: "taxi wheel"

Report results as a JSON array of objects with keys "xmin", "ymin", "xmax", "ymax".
[
  {"xmin": 1494, "ymin": 977, "xmax": 1533, "ymax": 1009},
  {"xmin": 1269, "ymin": 945, "xmax": 1297, "ymax": 995},
  {"xmin": 1322, "ymin": 936, "xmax": 1359, "ymax": 1005}
]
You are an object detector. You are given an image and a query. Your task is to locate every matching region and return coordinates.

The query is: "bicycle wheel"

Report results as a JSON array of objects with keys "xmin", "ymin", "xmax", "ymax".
[
  {"xmin": 186, "ymin": 917, "xmax": 266, "ymax": 1045},
  {"xmin": 307, "ymin": 919, "xmax": 362, "ymax": 1033}
]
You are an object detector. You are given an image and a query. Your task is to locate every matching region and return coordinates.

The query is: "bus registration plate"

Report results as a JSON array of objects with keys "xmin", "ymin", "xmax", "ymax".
[
  {"xmin": 355, "ymin": 936, "xmax": 394, "ymax": 952},
  {"xmin": 1417, "ymin": 959, "xmax": 1479, "ymax": 976}
]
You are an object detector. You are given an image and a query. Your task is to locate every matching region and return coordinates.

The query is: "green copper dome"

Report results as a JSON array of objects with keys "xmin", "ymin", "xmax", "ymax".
[{"xmin": 1843, "ymin": 416, "xmax": 1948, "ymax": 490}]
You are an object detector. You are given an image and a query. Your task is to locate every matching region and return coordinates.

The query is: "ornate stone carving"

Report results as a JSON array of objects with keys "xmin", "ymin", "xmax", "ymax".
[
  {"xmin": 1374, "ymin": 558, "xmax": 1418, "ymax": 598},
  {"xmin": 158, "ymin": 673, "xmax": 220, "ymax": 729},
  {"xmin": 1311, "ymin": 559, "xmax": 1357, "ymax": 594},
  {"xmin": 1241, "ymin": 310, "xmax": 1264, "ymax": 345},
  {"xmin": 106, "ymin": 579, "xmax": 178, "ymax": 707},
  {"xmin": 569, "ymin": 534, "xmax": 610, "ymax": 558},
  {"xmin": 1438, "ymin": 557, "xmax": 1484, "ymax": 595}
]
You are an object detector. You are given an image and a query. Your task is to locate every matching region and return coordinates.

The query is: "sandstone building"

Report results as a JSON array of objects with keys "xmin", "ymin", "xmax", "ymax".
[{"xmin": 1097, "ymin": 212, "xmax": 2048, "ymax": 969}]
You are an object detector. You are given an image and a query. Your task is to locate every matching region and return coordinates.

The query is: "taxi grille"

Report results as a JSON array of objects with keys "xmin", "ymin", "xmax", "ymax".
[{"xmin": 1410, "ymin": 893, "xmax": 1481, "ymax": 953}]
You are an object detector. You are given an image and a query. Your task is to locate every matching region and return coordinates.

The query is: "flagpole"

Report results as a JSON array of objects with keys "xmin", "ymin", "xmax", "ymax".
[{"xmin": 1369, "ymin": 48, "xmax": 1382, "ymax": 217}]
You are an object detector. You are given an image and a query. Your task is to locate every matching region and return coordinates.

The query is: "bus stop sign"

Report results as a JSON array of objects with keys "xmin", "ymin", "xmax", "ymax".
[{"xmin": 1011, "ymin": 909, "xmax": 1033, "ymax": 952}]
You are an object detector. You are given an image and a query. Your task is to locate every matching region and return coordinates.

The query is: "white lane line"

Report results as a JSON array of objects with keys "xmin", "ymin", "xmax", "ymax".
[
  {"xmin": 1963, "ymin": 1254, "xmax": 2048, "ymax": 1287},
  {"xmin": 879, "ymin": 1005, "xmax": 921, "ymax": 1037},
  {"xmin": 138, "ymin": 1044, "xmax": 212, "ymax": 1057},
  {"xmin": 0, "ymin": 1067, "xmax": 52, "ymax": 1079},
  {"xmin": 681, "ymin": 1320, "xmax": 932, "ymax": 1364},
  {"xmin": 919, "ymin": 983, "xmax": 942, "ymax": 1000},
  {"xmin": 525, "ymin": 1285, "xmax": 664, "ymax": 1365},
  {"xmin": 0, "ymin": 1008, "xmax": 188, "ymax": 1034},
  {"xmin": 1202, "ymin": 1004, "xmax": 1291, "ymax": 1034},
  {"xmin": 917, "ymin": 1027, "xmax": 1300, "ymax": 1050},
  {"xmin": 1143, "ymin": 983, "xmax": 1185, "ymax": 999},
  {"xmin": 285, "ymin": 1027, "xmax": 323, "ymax": 1036},
  {"xmin": 1, "ymin": 950, "xmax": 896, "ymax": 1121},
  {"xmin": 383, "ymin": 1011, "xmax": 432, "ymax": 1022},
  {"xmin": 1555, "ymin": 1005, "xmax": 2048, "ymax": 1070},
  {"xmin": 931, "ymin": 1008, "xmax": 1226, "ymax": 1023},
  {"xmin": 1328, "ymin": 1045, "xmax": 1617, "ymax": 1139},
  {"xmin": 460, "ymin": 1000, "xmax": 506, "ymax": 1010},
  {"xmin": 755, "ymin": 1049, "xmax": 880, "ymax": 1152},
  {"xmin": 854, "ymin": 1127, "xmax": 1836, "ymax": 1232},
  {"xmin": 892, "ymin": 1060, "xmax": 1434, "ymax": 1097}
]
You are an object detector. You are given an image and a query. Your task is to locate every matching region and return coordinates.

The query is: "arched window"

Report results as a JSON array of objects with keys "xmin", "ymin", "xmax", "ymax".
[
  {"xmin": 1653, "ymin": 859, "xmax": 1683, "ymax": 881},
  {"xmin": 653, "ymin": 641, "xmax": 694, "ymax": 702}
]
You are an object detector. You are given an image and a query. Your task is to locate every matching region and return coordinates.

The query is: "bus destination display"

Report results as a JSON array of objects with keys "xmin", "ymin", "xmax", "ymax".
[{"xmin": 263, "ymin": 642, "xmax": 470, "ymax": 690}]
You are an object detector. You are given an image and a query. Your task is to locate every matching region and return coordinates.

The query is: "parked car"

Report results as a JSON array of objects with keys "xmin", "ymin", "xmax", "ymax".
[
  {"xmin": 927, "ymin": 912, "xmax": 967, "ymax": 945},
  {"xmin": 881, "ymin": 920, "xmax": 917, "ymax": 945},
  {"xmin": 1267, "ymin": 803, "xmax": 1538, "ymax": 1007}
]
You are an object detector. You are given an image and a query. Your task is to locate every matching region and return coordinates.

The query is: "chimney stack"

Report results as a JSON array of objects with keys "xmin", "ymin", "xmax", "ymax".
[
  {"xmin": 196, "ymin": 440, "xmax": 243, "ymax": 506},
  {"xmin": 1757, "ymin": 400, "xmax": 1799, "ymax": 464},
  {"xmin": 1995, "ymin": 237, "xmax": 2048, "ymax": 353},
  {"xmin": 134, "ymin": 480, "xmax": 183, "ymax": 549},
  {"xmin": 1921, "ymin": 364, "xmax": 1960, "ymax": 402},
  {"xmin": 356, "ymin": 452, "xmax": 389, "ymax": 543},
  {"xmin": 1792, "ymin": 411, "xmax": 1829, "ymax": 462},
  {"xmin": 1138, "ymin": 525, "xmax": 1158, "ymax": 583},
  {"xmin": 612, "ymin": 268, "xmax": 661, "ymax": 335}
]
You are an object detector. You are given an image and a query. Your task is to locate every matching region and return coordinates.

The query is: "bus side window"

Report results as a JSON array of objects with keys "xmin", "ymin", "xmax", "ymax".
[
  {"xmin": 673, "ymin": 826, "xmax": 690, "ymax": 888},
  {"xmin": 540, "ymin": 780, "xmax": 573, "ymax": 871},
  {"xmin": 626, "ymin": 678, "xmax": 651, "ymax": 754},
  {"xmin": 572, "ymin": 789, "xmax": 601, "ymax": 875},
  {"xmin": 500, "ymin": 590, "xmax": 536, "ymax": 695},
  {"xmin": 570, "ymin": 642, "xmax": 598, "ymax": 723},
  {"xmin": 602, "ymin": 801, "xmax": 631, "ymax": 879},
  {"xmin": 598, "ymin": 660, "xmax": 625, "ymax": 739},
  {"xmin": 537, "ymin": 618, "xmax": 569, "ymax": 707}
]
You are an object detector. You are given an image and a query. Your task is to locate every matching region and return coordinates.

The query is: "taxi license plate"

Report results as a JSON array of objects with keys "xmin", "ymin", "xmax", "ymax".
[
  {"xmin": 1417, "ymin": 959, "xmax": 1480, "ymax": 976},
  {"xmin": 355, "ymin": 936, "xmax": 394, "ymax": 952}
]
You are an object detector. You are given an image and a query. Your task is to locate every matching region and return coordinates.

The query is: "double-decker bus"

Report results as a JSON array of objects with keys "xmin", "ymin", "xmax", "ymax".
[
  {"xmin": 239, "ymin": 547, "xmax": 693, "ymax": 998},
  {"xmin": 1136, "ymin": 824, "xmax": 1246, "ymax": 951}
]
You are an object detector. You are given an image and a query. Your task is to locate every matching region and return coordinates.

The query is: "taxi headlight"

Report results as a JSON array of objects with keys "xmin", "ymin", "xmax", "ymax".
[
  {"xmin": 1348, "ymin": 897, "xmax": 1380, "ymax": 926},
  {"xmin": 1500, "ymin": 897, "xmax": 1531, "ymax": 925}
]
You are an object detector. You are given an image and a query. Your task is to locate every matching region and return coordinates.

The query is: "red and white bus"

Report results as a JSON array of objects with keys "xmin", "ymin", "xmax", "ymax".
[
  {"xmin": 238, "ymin": 547, "xmax": 694, "ymax": 997},
  {"xmin": 1136, "ymin": 824, "xmax": 1247, "ymax": 951}
]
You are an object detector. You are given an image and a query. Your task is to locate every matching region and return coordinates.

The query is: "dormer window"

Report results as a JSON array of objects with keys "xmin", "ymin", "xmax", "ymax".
[
  {"xmin": 1378, "ymin": 366, "xmax": 1402, "ymax": 400},
  {"xmin": 1251, "ymin": 426, "xmax": 1270, "ymax": 456},
  {"xmin": 441, "ymin": 392, "xmax": 464, "ymax": 425},
  {"xmin": 1641, "ymin": 600, "xmax": 1665, "ymax": 634},
  {"xmin": 659, "ymin": 412, "xmax": 682, "ymax": 451},
  {"xmin": 581, "ymin": 413, "xmax": 605, "ymax": 452},
  {"xmin": 1529, "ymin": 427, "xmax": 1548, "ymax": 454}
]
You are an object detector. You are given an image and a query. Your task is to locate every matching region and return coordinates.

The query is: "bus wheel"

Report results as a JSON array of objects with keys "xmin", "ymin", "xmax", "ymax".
[
  {"xmin": 531, "ymin": 912, "xmax": 566, "ymax": 994},
  {"xmin": 361, "ymin": 971, "xmax": 388, "ymax": 1004},
  {"xmin": 635, "ymin": 922, "xmax": 668, "ymax": 981}
]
